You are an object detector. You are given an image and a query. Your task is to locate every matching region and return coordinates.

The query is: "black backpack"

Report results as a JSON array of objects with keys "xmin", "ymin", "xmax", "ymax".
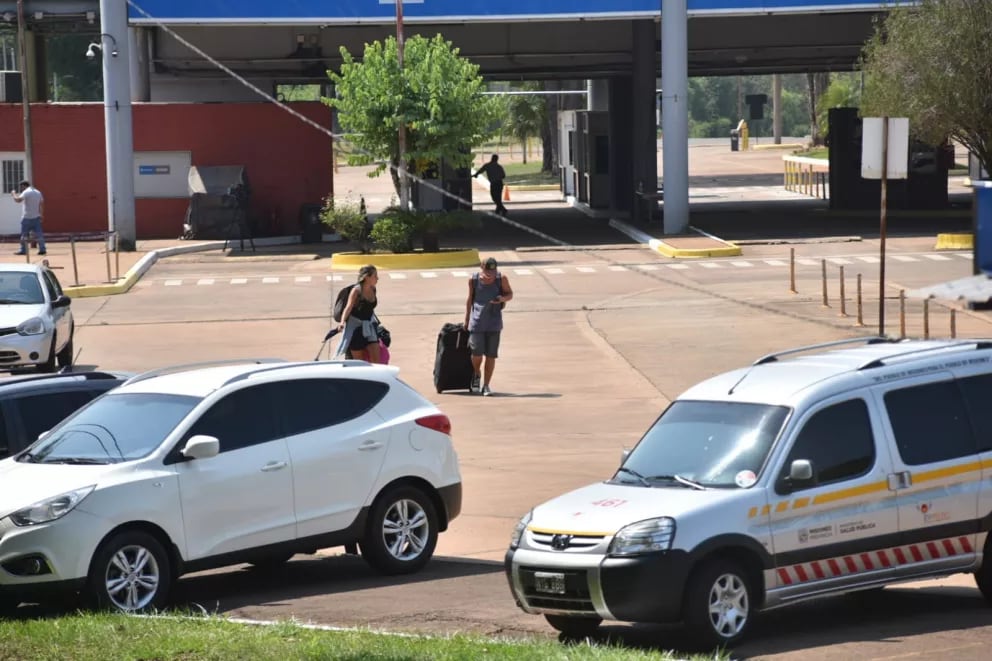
[{"xmin": 332, "ymin": 284, "xmax": 356, "ymax": 323}]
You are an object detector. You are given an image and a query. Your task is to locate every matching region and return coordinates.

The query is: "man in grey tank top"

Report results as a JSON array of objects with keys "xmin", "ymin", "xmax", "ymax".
[{"xmin": 464, "ymin": 257, "xmax": 513, "ymax": 396}]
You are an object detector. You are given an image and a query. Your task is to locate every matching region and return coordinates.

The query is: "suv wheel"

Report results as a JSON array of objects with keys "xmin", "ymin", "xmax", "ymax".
[
  {"xmin": 57, "ymin": 332, "xmax": 73, "ymax": 368},
  {"xmin": 38, "ymin": 336, "xmax": 57, "ymax": 373},
  {"xmin": 360, "ymin": 485, "xmax": 438, "ymax": 575},
  {"xmin": 86, "ymin": 531, "xmax": 171, "ymax": 613},
  {"xmin": 683, "ymin": 558, "xmax": 753, "ymax": 650},
  {"xmin": 544, "ymin": 614, "xmax": 602, "ymax": 639}
]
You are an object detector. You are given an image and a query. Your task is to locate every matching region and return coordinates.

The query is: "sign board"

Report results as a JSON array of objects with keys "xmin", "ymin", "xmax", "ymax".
[
  {"xmin": 128, "ymin": 0, "xmax": 913, "ymax": 23},
  {"xmin": 134, "ymin": 151, "xmax": 192, "ymax": 198},
  {"xmin": 861, "ymin": 117, "xmax": 909, "ymax": 180}
]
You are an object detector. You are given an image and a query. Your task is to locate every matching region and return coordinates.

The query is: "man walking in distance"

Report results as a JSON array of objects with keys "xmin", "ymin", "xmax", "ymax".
[
  {"xmin": 472, "ymin": 154, "xmax": 508, "ymax": 216},
  {"xmin": 465, "ymin": 257, "xmax": 513, "ymax": 396},
  {"xmin": 11, "ymin": 180, "xmax": 46, "ymax": 256}
]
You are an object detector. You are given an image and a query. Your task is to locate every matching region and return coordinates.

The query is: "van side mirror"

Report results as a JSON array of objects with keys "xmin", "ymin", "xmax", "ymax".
[
  {"xmin": 181, "ymin": 434, "xmax": 220, "ymax": 460},
  {"xmin": 790, "ymin": 459, "xmax": 813, "ymax": 482}
]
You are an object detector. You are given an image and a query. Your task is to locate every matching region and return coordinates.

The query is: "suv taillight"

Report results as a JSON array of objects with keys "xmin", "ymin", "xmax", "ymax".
[{"xmin": 416, "ymin": 414, "xmax": 451, "ymax": 435}]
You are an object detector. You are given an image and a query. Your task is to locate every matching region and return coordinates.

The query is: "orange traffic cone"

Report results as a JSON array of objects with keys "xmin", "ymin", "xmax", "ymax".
[{"xmin": 503, "ymin": 185, "xmax": 511, "ymax": 202}]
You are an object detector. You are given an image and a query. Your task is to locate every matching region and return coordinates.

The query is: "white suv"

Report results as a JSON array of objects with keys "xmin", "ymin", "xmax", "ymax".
[
  {"xmin": 506, "ymin": 338, "xmax": 992, "ymax": 649},
  {"xmin": 0, "ymin": 359, "xmax": 461, "ymax": 613}
]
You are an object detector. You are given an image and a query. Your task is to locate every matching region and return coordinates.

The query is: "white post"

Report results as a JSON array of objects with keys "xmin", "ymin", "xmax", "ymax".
[
  {"xmin": 661, "ymin": 0, "xmax": 689, "ymax": 234},
  {"xmin": 99, "ymin": 0, "xmax": 136, "ymax": 249}
]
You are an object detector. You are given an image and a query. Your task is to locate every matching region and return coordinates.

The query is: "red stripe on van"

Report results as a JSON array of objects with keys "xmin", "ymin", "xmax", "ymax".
[
  {"xmin": 844, "ymin": 556, "xmax": 859, "ymax": 573},
  {"xmin": 893, "ymin": 547, "xmax": 908, "ymax": 565},
  {"xmin": 960, "ymin": 536, "xmax": 974, "ymax": 553},
  {"xmin": 777, "ymin": 568, "xmax": 792, "ymax": 585},
  {"xmin": 811, "ymin": 562, "xmax": 825, "ymax": 579},
  {"xmin": 828, "ymin": 558, "xmax": 842, "ymax": 575},
  {"xmin": 910, "ymin": 545, "xmax": 924, "ymax": 562},
  {"xmin": 794, "ymin": 565, "xmax": 809, "ymax": 582},
  {"xmin": 860, "ymin": 553, "xmax": 875, "ymax": 570}
]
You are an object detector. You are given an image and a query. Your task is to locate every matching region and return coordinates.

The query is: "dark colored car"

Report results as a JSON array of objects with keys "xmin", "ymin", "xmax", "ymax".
[{"xmin": 0, "ymin": 371, "xmax": 129, "ymax": 459}]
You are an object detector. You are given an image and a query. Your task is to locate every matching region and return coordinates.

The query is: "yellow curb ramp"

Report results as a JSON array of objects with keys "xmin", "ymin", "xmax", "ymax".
[
  {"xmin": 608, "ymin": 218, "xmax": 742, "ymax": 258},
  {"xmin": 935, "ymin": 232, "xmax": 973, "ymax": 251},
  {"xmin": 330, "ymin": 248, "xmax": 480, "ymax": 270}
]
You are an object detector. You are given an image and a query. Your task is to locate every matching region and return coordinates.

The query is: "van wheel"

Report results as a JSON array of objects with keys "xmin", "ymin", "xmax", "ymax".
[
  {"xmin": 544, "ymin": 614, "xmax": 602, "ymax": 638},
  {"xmin": 683, "ymin": 558, "xmax": 753, "ymax": 650},
  {"xmin": 975, "ymin": 546, "xmax": 992, "ymax": 604},
  {"xmin": 86, "ymin": 531, "xmax": 171, "ymax": 613},
  {"xmin": 360, "ymin": 486, "xmax": 438, "ymax": 575}
]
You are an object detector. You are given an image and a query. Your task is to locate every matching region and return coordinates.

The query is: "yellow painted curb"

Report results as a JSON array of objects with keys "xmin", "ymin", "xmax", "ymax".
[
  {"xmin": 64, "ymin": 275, "xmax": 137, "ymax": 298},
  {"xmin": 935, "ymin": 233, "xmax": 973, "ymax": 251},
  {"xmin": 508, "ymin": 184, "xmax": 559, "ymax": 192},
  {"xmin": 654, "ymin": 241, "xmax": 742, "ymax": 258},
  {"xmin": 330, "ymin": 249, "xmax": 480, "ymax": 270}
]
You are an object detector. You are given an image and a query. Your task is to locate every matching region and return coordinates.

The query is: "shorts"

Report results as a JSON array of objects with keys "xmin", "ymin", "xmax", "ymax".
[{"xmin": 468, "ymin": 331, "xmax": 500, "ymax": 358}]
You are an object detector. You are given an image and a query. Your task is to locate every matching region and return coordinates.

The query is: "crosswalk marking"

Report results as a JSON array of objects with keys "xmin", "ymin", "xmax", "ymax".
[
  {"xmin": 421, "ymin": 272, "xmax": 438, "ymax": 278},
  {"xmin": 763, "ymin": 260, "xmax": 787, "ymax": 266},
  {"xmin": 576, "ymin": 266, "xmax": 596, "ymax": 273},
  {"xmin": 699, "ymin": 262, "xmax": 722, "ymax": 269},
  {"xmin": 828, "ymin": 258, "xmax": 853, "ymax": 265},
  {"xmin": 545, "ymin": 268, "xmax": 564, "ymax": 274},
  {"xmin": 731, "ymin": 261, "xmax": 754, "ymax": 268},
  {"xmin": 514, "ymin": 268, "xmax": 533, "ymax": 275},
  {"xmin": 231, "ymin": 278, "xmax": 248, "ymax": 285},
  {"xmin": 956, "ymin": 253, "xmax": 973, "ymax": 260},
  {"xmin": 637, "ymin": 264, "xmax": 659, "ymax": 271},
  {"xmin": 295, "ymin": 276, "xmax": 312, "ymax": 283},
  {"xmin": 262, "ymin": 277, "xmax": 280, "ymax": 284},
  {"xmin": 666, "ymin": 263, "xmax": 689, "ymax": 270},
  {"xmin": 892, "ymin": 255, "xmax": 918, "ymax": 262},
  {"xmin": 197, "ymin": 278, "xmax": 215, "ymax": 285},
  {"xmin": 797, "ymin": 259, "xmax": 818, "ymax": 266},
  {"xmin": 923, "ymin": 254, "xmax": 952, "ymax": 261},
  {"xmin": 858, "ymin": 256, "xmax": 880, "ymax": 263},
  {"xmin": 164, "ymin": 279, "xmax": 182, "ymax": 286},
  {"xmin": 453, "ymin": 271, "xmax": 470, "ymax": 277},
  {"xmin": 609, "ymin": 265, "xmax": 628, "ymax": 271},
  {"xmin": 388, "ymin": 273, "xmax": 407, "ymax": 279}
]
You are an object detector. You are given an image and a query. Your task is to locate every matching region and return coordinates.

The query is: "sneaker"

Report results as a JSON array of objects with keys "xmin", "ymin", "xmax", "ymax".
[
  {"xmin": 37, "ymin": 251, "xmax": 46, "ymax": 255},
  {"xmin": 13, "ymin": 251, "xmax": 25, "ymax": 256},
  {"xmin": 470, "ymin": 374, "xmax": 481, "ymax": 393},
  {"xmin": 482, "ymin": 385, "xmax": 492, "ymax": 397}
]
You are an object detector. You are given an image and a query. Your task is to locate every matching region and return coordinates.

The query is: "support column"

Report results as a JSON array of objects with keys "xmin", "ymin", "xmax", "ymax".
[
  {"xmin": 661, "ymin": 0, "xmax": 689, "ymax": 234},
  {"xmin": 609, "ymin": 76, "xmax": 633, "ymax": 214},
  {"xmin": 587, "ymin": 79, "xmax": 609, "ymax": 111},
  {"xmin": 772, "ymin": 73, "xmax": 782, "ymax": 144},
  {"xmin": 129, "ymin": 27, "xmax": 151, "ymax": 102},
  {"xmin": 100, "ymin": 0, "xmax": 136, "ymax": 249},
  {"xmin": 631, "ymin": 19, "xmax": 658, "ymax": 223}
]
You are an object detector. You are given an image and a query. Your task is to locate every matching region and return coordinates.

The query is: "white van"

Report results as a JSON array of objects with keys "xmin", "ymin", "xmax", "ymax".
[{"xmin": 505, "ymin": 338, "xmax": 992, "ymax": 648}]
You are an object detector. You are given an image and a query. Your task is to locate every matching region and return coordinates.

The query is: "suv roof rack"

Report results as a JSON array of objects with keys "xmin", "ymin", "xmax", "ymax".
[
  {"xmin": 857, "ymin": 339, "xmax": 992, "ymax": 370},
  {"xmin": 752, "ymin": 336, "xmax": 891, "ymax": 366},
  {"xmin": 0, "ymin": 370, "xmax": 123, "ymax": 388},
  {"xmin": 124, "ymin": 359, "xmax": 287, "ymax": 386},
  {"xmin": 221, "ymin": 359, "xmax": 373, "ymax": 387}
]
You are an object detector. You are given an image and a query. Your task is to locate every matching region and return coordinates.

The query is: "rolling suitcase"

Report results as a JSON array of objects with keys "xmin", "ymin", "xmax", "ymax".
[{"xmin": 434, "ymin": 323, "xmax": 474, "ymax": 393}]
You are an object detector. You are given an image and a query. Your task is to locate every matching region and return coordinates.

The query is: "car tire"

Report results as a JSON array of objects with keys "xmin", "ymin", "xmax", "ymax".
[
  {"xmin": 360, "ymin": 485, "xmax": 438, "ymax": 575},
  {"xmin": 38, "ymin": 335, "xmax": 57, "ymax": 373},
  {"xmin": 85, "ymin": 530, "xmax": 172, "ymax": 613},
  {"xmin": 544, "ymin": 614, "xmax": 602, "ymax": 639},
  {"xmin": 683, "ymin": 558, "xmax": 753, "ymax": 650},
  {"xmin": 248, "ymin": 553, "xmax": 295, "ymax": 571},
  {"xmin": 975, "ymin": 541, "xmax": 992, "ymax": 604},
  {"xmin": 56, "ymin": 334, "xmax": 74, "ymax": 369}
]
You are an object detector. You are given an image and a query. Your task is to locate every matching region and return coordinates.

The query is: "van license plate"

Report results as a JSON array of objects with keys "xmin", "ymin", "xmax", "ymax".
[{"xmin": 534, "ymin": 571, "xmax": 566, "ymax": 594}]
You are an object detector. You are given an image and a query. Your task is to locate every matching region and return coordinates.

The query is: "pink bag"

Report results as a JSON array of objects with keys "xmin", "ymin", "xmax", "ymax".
[{"xmin": 378, "ymin": 340, "xmax": 390, "ymax": 365}]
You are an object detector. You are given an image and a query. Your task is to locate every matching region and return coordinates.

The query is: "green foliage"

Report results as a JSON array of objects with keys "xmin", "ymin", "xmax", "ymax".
[
  {"xmin": 320, "ymin": 196, "xmax": 371, "ymax": 253},
  {"xmin": 861, "ymin": 0, "xmax": 992, "ymax": 173},
  {"xmin": 325, "ymin": 34, "xmax": 499, "ymax": 183},
  {"xmin": 815, "ymin": 74, "xmax": 862, "ymax": 143},
  {"xmin": 686, "ymin": 74, "xmax": 815, "ymax": 138},
  {"xmin": 498, "ymin": 82, "xmax": 546, "ymax": 163},
  {"xmin": 369, "ymin": 212, "xmax": 415, "ymax": 254},
  {"xmin": 371, "ymin": 205, "xmax": 482, "ymax": 252},
  {"xmin": 47, "ymin": 33, "xmax": 103, "ymax": 101}
]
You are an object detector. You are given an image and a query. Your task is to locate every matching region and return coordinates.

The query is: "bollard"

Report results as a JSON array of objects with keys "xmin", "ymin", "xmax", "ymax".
[
  {"xmin": 115, "ymin": 232, "xmax": 120, "ymax": 281},
  {"xmin": 839, "ymin": 266, "xmax": 847, "ymax": 317},
  {"xmin": 70, "ymin": 236, "xmax": 79, "ymax": 286},
  {"xmin": 899, "ymin": 290, "xmax": 906, "ymax": 339},
  {"xmin": 789, "ymin": 248, "xmax": 797, "ymax": 293},
  {"xmin": 856, "ymin": 274, "xmax": 864, "ymax": 327},
  {"xmin": 923, "ymin": 299, "xmax": 930, "ymax": 339},
  {"xmin": 821, "ymin": 259, "xmax": 829, "ymax": 307},
  {"xmin": 105, "ymin": 234, "xmax": 112, "ymax": 284},
  {"xmin": 950, "ymin": 308, "xmax": 957, "ymax": 339}
]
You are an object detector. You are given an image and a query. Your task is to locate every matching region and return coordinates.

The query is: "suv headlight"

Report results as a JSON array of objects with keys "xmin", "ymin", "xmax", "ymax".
[
  {"xmin": 509, "ymin": 510, "xmax": 533, "ymax": 549},
  {"xmin": 16, "ymin": 317, "xmax": 46, "ymax": 336},
  {"xmin": 608, "ymin": 517, "xmax": 676, "ymax": 557},
  {"xmin": 7, "ymin": 486, "xmax": 95, "ymax": 526}
]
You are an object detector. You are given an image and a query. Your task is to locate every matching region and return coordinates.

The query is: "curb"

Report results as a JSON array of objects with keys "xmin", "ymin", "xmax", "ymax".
[
  {"xmin": 935, "ymin": 232, "xmax": 973, "ymax": 251},
  {"xmin": 330, "ymin": 249, "xmax": 480, "ymax": 270},
  {"xmin": 608, "ymin": 219, "xmax": 742, "ymax": 258}
]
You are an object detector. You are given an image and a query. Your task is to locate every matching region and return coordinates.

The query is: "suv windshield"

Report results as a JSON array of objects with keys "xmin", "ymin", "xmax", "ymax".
[
  {"xmin": 20, "ymin": 392, "xmax": 201, "ymax": 464},
  {"xmin": 618, "ymin": 400, "xmax": 790, "ymax": 489}
]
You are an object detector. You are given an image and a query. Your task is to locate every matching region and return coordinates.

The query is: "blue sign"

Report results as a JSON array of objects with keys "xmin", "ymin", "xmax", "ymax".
[
  {"xmin": 139, "ymin": 165, "xmax": 171, "ymax": 175},
  {"xmin": 128, "ymin": 0, "xmax": 907, "ymax": 23}
]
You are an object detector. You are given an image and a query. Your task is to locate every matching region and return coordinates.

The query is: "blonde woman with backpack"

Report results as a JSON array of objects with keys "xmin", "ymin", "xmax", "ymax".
[{"xmin": 335, "ymin": 264, "xmax": 382, "ymax": 363}]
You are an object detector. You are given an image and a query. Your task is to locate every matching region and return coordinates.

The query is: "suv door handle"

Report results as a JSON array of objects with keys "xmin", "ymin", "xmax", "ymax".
[
  {"xmin": 358, "ymin": 441, "xmax": 383, "ymax": 452},
  {"xmin": 261, "ymin": 461, "xmax": 288, "ymax": 472}
]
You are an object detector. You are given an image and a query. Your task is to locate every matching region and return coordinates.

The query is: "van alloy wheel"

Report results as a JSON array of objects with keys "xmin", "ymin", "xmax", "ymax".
[
  {"xmin": 684, "ymin": 559, "xmax": 752, "ymax": 649},
  {"xmin": 360, "ymin": 486, "xmax": 438, "ymax": 575}
]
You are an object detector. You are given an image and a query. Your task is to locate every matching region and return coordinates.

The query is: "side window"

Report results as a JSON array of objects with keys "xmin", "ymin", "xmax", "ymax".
[
  {"xmin": 781, "ymin": 399, "xmax": 875, "ymax": 490},
  {"xmin": 15, "ymin": 390, "xmax": 95, "ymax": 449},
  {"xmin": 43, "ymin": 270, "xmax": 64, "ymax": 298},
  {"xmin": 958, "ymin": 373, "xmax": 992, "ymax": 452},
  {"xmin": 277, "ymin": 378, "xmax": 389, "ymax": 438},
  {"xmin": 885, "ymin": 380, "xmax": 976, "ymax": 464},
  {"xmin": 186, "ymin": 385, "xmax": 280, "ymax": 453}
]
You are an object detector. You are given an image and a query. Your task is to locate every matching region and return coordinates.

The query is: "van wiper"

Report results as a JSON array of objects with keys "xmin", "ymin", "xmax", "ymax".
[
  {"xmin": 615, "ymin": 467, "xmax": 650, "ymax": 486},
  {"xmin": 649, "ymin": 474, "xmax": 709, "ymax": 491}
]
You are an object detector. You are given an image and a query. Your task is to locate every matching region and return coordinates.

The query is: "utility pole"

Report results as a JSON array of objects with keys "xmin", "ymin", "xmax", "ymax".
[
  {"xmin": 395, "ymin": 0, "xmax": 410, "ymax": 210},
  {"xmin": 16, "ymin": 0, "xmax": 33, "ymax": 181}
]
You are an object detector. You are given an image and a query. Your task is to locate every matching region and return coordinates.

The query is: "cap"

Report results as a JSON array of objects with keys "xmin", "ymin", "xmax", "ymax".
[{"xmin": 484, "ymin": 257, "xmax": 498, "ymax": 270}]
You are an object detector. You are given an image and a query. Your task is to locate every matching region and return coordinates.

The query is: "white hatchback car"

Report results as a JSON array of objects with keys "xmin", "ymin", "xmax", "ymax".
[
  {"xmin": 0, "ymin": 359, "xmax": 462, "ymax": 612},
  {"xmin": 0, "ymin": 263, "xmax": 74, "ymax": 372}
]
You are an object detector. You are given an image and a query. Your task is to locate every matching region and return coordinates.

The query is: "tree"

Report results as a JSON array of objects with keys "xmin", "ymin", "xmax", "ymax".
[
  {"xmin": 326, "ymin": 34, "xmax": 499, "ymax": 200},
  {"xmin": 503, "ymin": 82, "xmax": 545, "ymax": 164},
  {"xmin": 815, "ymin": 74, "xmax": 862, "ymax": 143},
  {"xmin": 861, "ymin": 0, "xmax": 992, "ymax": 174}
]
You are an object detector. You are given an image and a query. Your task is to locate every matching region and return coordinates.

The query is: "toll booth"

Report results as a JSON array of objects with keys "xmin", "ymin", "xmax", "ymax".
[
  {"xmin": 828, "ymin": 107, "xmax": 952, "ymax": 211},
  {"xmin": 574, "ymin": 110, "xmax": 610, "ymax": 209},
  {"xmin": 558, "ymin": 110, "xmax": 577, "ymax": 199},
  {"xmin": 412, "ymin": 157, "xmax": 472, "ymax": 212}
]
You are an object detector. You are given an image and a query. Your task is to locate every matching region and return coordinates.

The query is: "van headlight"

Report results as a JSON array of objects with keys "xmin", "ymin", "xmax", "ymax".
[
  {"xmin": 17, "ymin": 317, "xmax": 46, "ymax": 336},
  {"xmin": 7, "ymin": 486, "xmax": 95, "ymax": 526},
  {"xmin": 509, "ymin": 510, "xmax": 533, "ymax": 549},
  {"xmin": 608, "ymin": 517, "xmax": 676, "ymax": 557}
]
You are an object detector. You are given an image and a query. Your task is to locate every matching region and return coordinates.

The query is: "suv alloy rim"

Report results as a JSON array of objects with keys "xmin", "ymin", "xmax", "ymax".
[
  {"xmin": 381, "ymin": 498, "xmax": 430, "ymax": 561},
  {"xmin": 104, "ymin": 544, "xmax": 162, "ymax": 611}
]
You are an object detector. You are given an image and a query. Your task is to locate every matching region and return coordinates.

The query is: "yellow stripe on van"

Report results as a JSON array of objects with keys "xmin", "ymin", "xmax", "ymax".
[
  {"xmin": 792, "ymin": 497, "xmax": 810, "ymax": 509},
  {"xmin": 812, "ymin": 480, "xmax": 889, "ymax": 505},
  {"xmin": 761, "ymin": 504, "xmax": 770, "ymax": 516},
  {"xmin": 528, "ymin": 526, "xmax": 614, "ymax": 537},
  {"xmin": 912, "ymin": 461, "xmax": 983, "ymax": 485},
  {"xmin": 775, "ymin": 501, "xmax": 790, "ymax": 513},
  {"xmin": 748, "ymin": 507, "xmax": 758, "ymax": 518}
]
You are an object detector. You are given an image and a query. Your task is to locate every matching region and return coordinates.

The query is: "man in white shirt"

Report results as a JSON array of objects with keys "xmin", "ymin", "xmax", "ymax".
[{"xmin": 11, "ymin": 180, "xmax": 46, "ymax": 256}]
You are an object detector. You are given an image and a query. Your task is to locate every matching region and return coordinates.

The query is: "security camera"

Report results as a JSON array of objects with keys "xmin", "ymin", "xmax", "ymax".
[{"xmin": 86, "ymin": 43, "xmax": 100, "ymax": 59}]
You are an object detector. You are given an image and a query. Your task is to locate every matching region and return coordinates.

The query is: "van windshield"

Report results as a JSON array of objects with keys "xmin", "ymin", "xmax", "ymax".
[{"xmin": 618, "ymin": 400, "xmax": 790, "ymax": 489}]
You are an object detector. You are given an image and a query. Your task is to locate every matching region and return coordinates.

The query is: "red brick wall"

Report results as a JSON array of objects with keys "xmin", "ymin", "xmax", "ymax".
[{"xmin": 0, "ymin": 102, "xmax": 333, "ymax": 239}]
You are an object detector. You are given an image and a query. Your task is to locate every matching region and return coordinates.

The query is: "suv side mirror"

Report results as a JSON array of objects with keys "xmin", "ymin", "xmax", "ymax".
[{"xmin": 181, "ymin": 434, "xmax": 220, "ymax": 460}]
